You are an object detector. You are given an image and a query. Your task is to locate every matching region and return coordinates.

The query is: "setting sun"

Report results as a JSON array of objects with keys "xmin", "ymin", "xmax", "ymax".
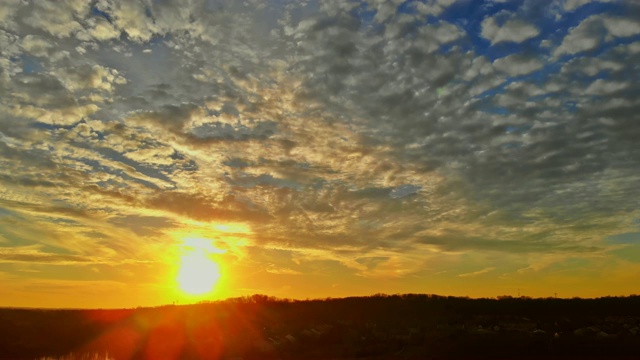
[
  {"xmin": 177, "ymin": 252, "xmax": 221, "ymax": 295},
  {"xmin": 175, "ymin": 238, "xmax": 225, "ymax": 296}
]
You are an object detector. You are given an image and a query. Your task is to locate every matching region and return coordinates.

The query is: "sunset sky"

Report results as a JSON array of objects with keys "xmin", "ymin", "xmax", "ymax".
[{"xmin": 1, "ymin": 0, "xmax": 640, "ymax": 308}]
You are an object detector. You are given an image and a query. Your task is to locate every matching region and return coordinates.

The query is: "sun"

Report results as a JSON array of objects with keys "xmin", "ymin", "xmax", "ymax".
[{"xmin": 175, "ymin": 238, "xmax": 224, "ymax": 296}]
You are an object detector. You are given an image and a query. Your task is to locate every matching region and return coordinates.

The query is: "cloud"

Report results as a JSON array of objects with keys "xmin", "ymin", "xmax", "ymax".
[
  {"xmin": 0, "ymin": 0, "xmax": 23, "ymax": 30},
  {"xmin": 563, "ymin": 0, "xmax": 615, "ymax": 12},
  {"xmin": 458, "ymin": 267, "xmax": 496, "ymax": 277},
  {"xmin": 0, "ymin": 247, "xmax": 99, "ymax": 265},
  {"xmin": 602, "ymin": 16, "xmax": 640, "ymax": 39},
  {"xmin": 493, "ymin": 54, "xmax": 544, "ymax": 76},
  {"xmin": 266, "ymin": 265, "xmax": 302, "ymax": 275},
  {"xmin": 389, "ymin": 184, "xmax": 421, "ymax": 199},
  {"xmin": 553, "ymin": 14, "xmax": 640, "ymax": 56},
  {"xmin": 481, "ymin": 16, "xmax": 540, "ymax": 44},
  {"xmin": 129, "ymin": 103, "xmax": 203, "ymax": 134},
  {"xmin": 1, "ymin": 0, "xmax": 640, "ymax": 303},
  {"xmin": 54, "ymin": 64, "xmax": 125, "ymax": 92},
  {"xmin": 20, "ymin": 35, "xmax": 52, "ymax": 57},
  {"xmin": 21, "ymin": 0, "xmax": 89, "ymax": 38},
  {"xmin": 76, "ymin": 17, "xmax": 121, "ymax": 42},
  {"xmin": 413, "ymin": 0, "xmax": 457, "ymax": 17},
  {"xmin": 584, "ymin": 79, "xmax": 629, "ymax": 95},
  {"xmin": 561, "ymin": 57, "xmax": 623, "ymax": 76},
  {"xmin": 417, "ymin": 231, "xmax": 603, "ymax": 255},
  {"xmin": 145, "ymin": 191, "xmax": 270, "ymax": 224},
  {"xmin": 94, "ymin": 0, "xmax": 157, "ymax": 43},
  {"xmin": 107, "ymin": 215, "xmax": 176, "ymax": 237},
  {"xmin": 554, "ymin": 12, "xmax": 640, "ymax": 57},
  {"xmin": 554, "ymin": 14, "xmax": 604, "ymax": 56},
  {"xmin": 188, "ymin": 120, "xmax": 278, "ymax": 143}
]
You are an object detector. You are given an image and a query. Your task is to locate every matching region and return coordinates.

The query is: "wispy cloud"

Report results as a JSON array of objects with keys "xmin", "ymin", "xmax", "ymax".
[
  {"xmin": 458, "ymin": 267, "xmax": 496, "ymax": 278},
  {"xmin": 0, "ymin": 247, "xmax": 100, "ymax": 265},
  {"xmin": 266, "ymin": 265, "xmax": 302, "ymax": 275}
]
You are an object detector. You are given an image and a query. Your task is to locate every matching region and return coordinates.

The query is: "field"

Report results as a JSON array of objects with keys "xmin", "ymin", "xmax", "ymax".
[{"xmin": 3, "ymin": 294, "xmax": 640, "ymax": 360}]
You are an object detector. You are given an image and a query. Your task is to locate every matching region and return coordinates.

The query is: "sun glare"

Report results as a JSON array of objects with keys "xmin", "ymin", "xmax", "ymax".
[{"xmin": 176, "ymin": 238, "xmax": 225, "ymax": 296}]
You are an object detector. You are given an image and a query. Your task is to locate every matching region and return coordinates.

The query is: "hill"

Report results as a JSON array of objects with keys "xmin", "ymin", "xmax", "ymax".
[{"xmin": 2, "ymin": 294, "xmax": 640, "ymax": 359}]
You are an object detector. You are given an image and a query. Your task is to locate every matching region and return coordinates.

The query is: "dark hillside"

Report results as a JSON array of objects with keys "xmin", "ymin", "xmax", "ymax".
[{"xmin": 2, "ymin": 294, "xmax": 640, "ymax": 359}]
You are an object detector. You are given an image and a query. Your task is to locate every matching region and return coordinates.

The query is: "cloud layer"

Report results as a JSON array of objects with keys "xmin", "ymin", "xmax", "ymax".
[{"xmin": 1, "ymin": 0, "xmax": 640, "ymax": 306}]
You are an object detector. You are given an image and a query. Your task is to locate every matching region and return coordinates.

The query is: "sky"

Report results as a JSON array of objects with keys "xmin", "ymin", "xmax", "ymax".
[{"xmin": 1, "ymin": 0, "xmax": 640, "ymax": 309}]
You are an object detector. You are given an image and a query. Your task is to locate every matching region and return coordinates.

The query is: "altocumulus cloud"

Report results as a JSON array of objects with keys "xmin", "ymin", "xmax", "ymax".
[{"xmin": 1, "ymin": 0, "xmax": 640, "ymax": 300}]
